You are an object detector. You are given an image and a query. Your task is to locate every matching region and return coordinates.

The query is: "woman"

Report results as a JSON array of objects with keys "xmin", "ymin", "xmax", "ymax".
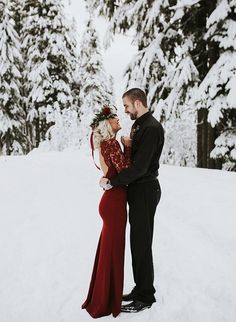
[{"xmin": 82, "ymin": 105, "xmax": 132, "ymax": 318}]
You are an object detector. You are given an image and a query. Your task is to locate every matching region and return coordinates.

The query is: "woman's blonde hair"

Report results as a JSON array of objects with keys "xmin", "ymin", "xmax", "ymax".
[{"xmin": 92, "ymin": 119, "xmax": 115, "ymax": 149}]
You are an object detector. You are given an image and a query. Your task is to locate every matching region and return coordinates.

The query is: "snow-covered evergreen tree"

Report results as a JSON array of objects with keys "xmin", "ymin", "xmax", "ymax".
[
  {"xmin": 41, "ymin": 107, "xmax": 80, "ymax": 151},
  {"xmin": 195, "ymin": 0, "xmax": 236, "ymax": 170},
  {"xmin": 69, "ymin": 16, "xmax": 81, "ymax": 114},
  {"xmin": 90, "ymin": 0, "xmax": 199, "ymax": 166},
  {"xmin": 22, "ymin": 0, "xmax": 79, "ymax": 148},
  {"xmin": 0, "ymin": 0, "xmax": 27, "ymax": 155},
  {"xmin": 11, "ymin": 0, "xmax": 23, "ymax": 33},
  {"xmin": 78, "ymin": 10, "xmax": 114, "ymax": 145},
  {"xmin": 43, "ymin": 12, "xmax": 82, "ymax": 152},
  {"xmin": 92, "ymin": 0, "xmax": 198, "ymax": 113},
  {"xmin": 210, "ymin": 127, "xmax": 236, "ymax": 171}
]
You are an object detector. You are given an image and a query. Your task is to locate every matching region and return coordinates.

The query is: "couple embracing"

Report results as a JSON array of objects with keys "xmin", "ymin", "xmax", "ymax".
[{"xmin": 82, "ymin": 88, "xmax": 164, "ymax": 318}]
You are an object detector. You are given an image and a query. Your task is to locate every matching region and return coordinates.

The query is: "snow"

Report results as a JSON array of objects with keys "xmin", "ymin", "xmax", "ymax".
[
  {"xmin": 206, "ymin": 0, "xmax": 230, "ymax": 27},
  {"xmin": 0, "ymin": 147, "xmax": 235, "ymax": 322},
  {"xmin": 196, "ymin": 51, "xmax": 236, "ymax": 127},
  {"xmin": 171, "ymin": 0, "xmax": 200, "ymax": 10}
]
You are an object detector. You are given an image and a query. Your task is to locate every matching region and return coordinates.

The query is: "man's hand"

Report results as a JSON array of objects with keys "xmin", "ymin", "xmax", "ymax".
[
  {"xmin": 99, "ymin": 177, "xmax": 113, "ymax": 190},
  {"xmin": 100, "ymin": 177, "xmax": 109, "ymax": 189}
]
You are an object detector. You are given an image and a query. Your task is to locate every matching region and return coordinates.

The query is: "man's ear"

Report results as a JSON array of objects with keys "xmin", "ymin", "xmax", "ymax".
[{"xmin": 134, "ymin": 100, "xmax": 141, "ymax": 109}]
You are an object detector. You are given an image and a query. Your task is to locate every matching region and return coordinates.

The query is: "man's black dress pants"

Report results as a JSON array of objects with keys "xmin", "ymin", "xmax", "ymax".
[{"xmin": 127, "ymin": 179, "xmax": 161, "ymax": 304}]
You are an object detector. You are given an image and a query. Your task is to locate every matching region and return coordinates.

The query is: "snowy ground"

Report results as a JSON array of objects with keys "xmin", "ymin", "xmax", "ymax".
[{"xmin": 0, "ymin": 148, "xmax": 236, "ymax": 322}]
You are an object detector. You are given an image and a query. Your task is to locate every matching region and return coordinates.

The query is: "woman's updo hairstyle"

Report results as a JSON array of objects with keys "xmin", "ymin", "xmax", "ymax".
[{"xmin": 90, "ymin": 105, "xmax": 118, "ymax": 149}]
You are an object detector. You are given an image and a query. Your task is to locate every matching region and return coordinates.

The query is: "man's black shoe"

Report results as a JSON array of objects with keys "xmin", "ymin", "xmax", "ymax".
[
  {"xmin": 122, "ymin": 292, "xmax": 135, "ymax": 302},
  {"xmin": 122, "ymin": 287, "xmax": 136, "ymax": 302},
  {"xmin": 121, "ymin": 300, "xmax": 152, "ymax": 313}
]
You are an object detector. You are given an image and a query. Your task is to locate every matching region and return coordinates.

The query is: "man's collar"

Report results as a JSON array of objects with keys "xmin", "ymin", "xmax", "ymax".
[{"xmin": 134, "ymin": 111, "xmax": 151, "ymax": 126}]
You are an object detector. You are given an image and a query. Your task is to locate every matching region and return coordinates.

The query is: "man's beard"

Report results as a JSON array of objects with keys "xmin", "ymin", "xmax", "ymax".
[{"xmin": 129, "ymin": 111, "xmax": 138, "ymax": 120}]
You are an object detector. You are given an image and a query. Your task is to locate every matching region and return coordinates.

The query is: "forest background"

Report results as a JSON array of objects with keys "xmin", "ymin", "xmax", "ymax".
[{"xmin": 0, "ymin": 0, "xmax": 236, "ymax": 171}]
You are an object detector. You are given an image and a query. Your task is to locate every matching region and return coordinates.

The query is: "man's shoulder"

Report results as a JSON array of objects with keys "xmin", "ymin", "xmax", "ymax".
[{"xmin": 145, "ymin": 115, "xmax": 163, "ymax": 132}]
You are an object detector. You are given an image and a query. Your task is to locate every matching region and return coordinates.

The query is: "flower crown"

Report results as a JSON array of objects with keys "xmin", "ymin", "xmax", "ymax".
[{"xmin": 90, "ymin": 105, "xmax": 118, "ymax": 130}]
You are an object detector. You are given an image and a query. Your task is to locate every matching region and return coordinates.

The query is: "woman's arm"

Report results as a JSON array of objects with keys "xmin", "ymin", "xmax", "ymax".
[{"xmin": 109, "ymin": 139, "xmax": 132, "ymax": 173}]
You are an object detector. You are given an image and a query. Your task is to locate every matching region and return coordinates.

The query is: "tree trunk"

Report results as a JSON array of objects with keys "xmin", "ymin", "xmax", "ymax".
[
  {"xmin": 35, "ymin": 118, "xmax": 40, "ymax": 148},
  {"xmin": 197, "ymin": 109, "xmax": 203, "ymax": 167},
  {"xmin": 207, "ymin": 123, "xmax": 216, "ymax": 168},
  {"xmin": 196, "ymin": 0, "xmax": 218, "ymax": 169},
  {"xmin": 202, "ymin": 109, "xmax": 208, "ymax": 167},
  {"xmin": 5, "ymin": 129, "xmax": 11, "ymax": 155}
]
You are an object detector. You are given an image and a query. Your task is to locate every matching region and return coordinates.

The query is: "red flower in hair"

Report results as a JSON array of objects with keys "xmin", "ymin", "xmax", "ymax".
[
  {"xmin": 102, "ymin": 106, "xmax": 111, "ymax": 116},
  {"xmin": 90, "ymin": 104, "xmax": 117, "ymax": 129}
]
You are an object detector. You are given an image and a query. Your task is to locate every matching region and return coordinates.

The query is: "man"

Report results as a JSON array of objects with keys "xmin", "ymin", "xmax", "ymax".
[{"xmin": 100, "ymin": 88, "xmax": 164, "ymax": 313}]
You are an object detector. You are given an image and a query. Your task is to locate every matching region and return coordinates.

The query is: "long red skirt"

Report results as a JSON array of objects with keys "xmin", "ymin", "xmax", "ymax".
[{"xmin": 82, "ymin": 186, "xmax": 127, "ymax": 318}]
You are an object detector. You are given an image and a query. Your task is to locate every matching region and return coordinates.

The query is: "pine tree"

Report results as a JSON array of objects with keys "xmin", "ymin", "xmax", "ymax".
[
  {"xmin": 91, "ymin": 1, "xmax": 197, "ymax": 112},
  {"xmin": 43, "ymin": 12, "xmax": 82, "ymax": 152},
  {"xmin": 91, "ymin": 0, "xmax": 199, "ymax": 166},
  {"xmin": 182, "ymin": 0, "xmax": 219, "ymax": 169},
  {"xmin": 11, "ymin": 0, "xmax": 23, "ymax": 33},
  {"xmin": 164, "ymin": 1, "xmax": 219, "ymax": 168},
  {"xmin": 196, "ymin": 0, "xmax": 236, "ymax": 170},
  {"xmin": 210, "ymin": 127, "xmax": 236, "ymax": 171},
  {"xmin": 22, "ymin": 0, "xmax": 78, "ymax": 148},
  {"xmin": 10, "ymin": 0, "xmax": 32, "ymax": 152},
  {"xmin": 78, "ymin": 10, "xmax": 114, "ymax": 145},
  {"xmin": 69, "ymin": 16, "xmax": 81, "ymax": 115},
  {"xmin": 43, "ymin": 106, "xmax": 80, "ymax": 151},
  {"xmin": 0, "ymin": 0, "xmax": 27, "ymax": 155},
  {"xmin": 91, "ymin": 0, "xmax": 236, "ymax": 170}
]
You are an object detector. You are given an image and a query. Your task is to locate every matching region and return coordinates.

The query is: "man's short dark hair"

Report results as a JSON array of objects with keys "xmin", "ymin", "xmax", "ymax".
[{"xmin": 122, "ymin": 88, "xmax": 148, "ymax": 107}]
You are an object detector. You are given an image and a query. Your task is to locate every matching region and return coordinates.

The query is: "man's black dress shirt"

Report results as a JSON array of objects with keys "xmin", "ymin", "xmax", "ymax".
[{"xmin": 110, "ymin": 111, "xmax": 164, "ymax": 187}]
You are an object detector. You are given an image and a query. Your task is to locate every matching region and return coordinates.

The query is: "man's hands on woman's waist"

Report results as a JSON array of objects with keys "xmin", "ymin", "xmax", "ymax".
[{"xmin": 100, "ymin": 177, "xmax": 112, "ymax": 190}]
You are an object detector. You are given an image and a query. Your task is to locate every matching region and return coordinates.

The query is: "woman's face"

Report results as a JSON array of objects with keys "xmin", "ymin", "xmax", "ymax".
[{"xmin": 108, "ymin": 117, "xmax": 121, "ymax": 133}]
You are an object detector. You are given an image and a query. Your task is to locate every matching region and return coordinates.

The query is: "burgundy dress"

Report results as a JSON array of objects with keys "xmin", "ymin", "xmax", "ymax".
[{"xmin": 82, "ymin": 138, "xmax": 132, "ymax": 318}]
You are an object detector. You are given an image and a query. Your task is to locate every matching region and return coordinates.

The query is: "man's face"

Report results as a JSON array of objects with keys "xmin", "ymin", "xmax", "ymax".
[{"xmin": 123, "ymin": 96, "xmax": 138, "ymax": 120}]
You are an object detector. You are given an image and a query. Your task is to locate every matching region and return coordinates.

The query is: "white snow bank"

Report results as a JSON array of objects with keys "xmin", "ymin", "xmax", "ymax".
[{"xmin": 0, "ymin": 149, "xmax": 235, "ymax": 322}]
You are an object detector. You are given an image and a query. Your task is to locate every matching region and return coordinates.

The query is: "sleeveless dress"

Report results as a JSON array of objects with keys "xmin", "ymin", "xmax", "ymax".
[{"xmin": 82, "ymin": 138, "xmax": 132, "ymax": 318}]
